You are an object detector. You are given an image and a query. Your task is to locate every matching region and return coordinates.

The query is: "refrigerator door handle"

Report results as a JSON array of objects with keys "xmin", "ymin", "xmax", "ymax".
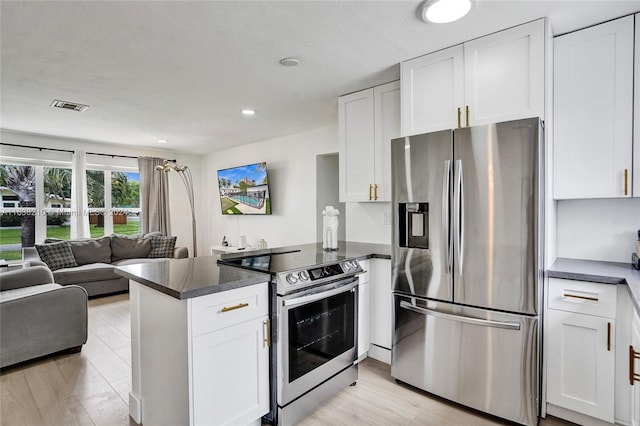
[
  {"xmin": 443, "ymin": 160, "xmax": 451, "ymax": 273},
  {"xmin": 399, "ymin": 300, "xmax": 521, "ymax": 331},
  {"xmin": 454, "ymin": 159, "xmax": 464, "ymax": 276}
]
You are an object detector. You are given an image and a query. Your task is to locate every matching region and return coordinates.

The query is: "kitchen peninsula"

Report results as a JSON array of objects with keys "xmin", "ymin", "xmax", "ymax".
[{"xmin": 116, "ymin": 242, "xmax": 390, "ymax": 426}]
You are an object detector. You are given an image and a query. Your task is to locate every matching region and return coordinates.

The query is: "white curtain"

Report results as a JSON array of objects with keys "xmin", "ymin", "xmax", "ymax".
[
  {"xmin": 70, "ymin": 150, "xmax": 90, "ymax": 239},
  {"xmin": 138, "ymin": 157, "xmax": 171, "ymax": 235}
]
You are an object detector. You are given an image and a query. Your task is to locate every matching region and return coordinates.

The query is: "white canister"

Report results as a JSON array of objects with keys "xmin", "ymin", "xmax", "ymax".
[{"xmin": 238, "ymin": 235, "xmax": 247, "ymax": 249}]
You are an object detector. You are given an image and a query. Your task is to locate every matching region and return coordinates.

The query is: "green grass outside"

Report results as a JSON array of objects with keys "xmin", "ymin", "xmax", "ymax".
[
  {"xmin": 221, "ymin": 196, "xmax": 271, "ymax": 215},
  {"xmin": 220, "ymin": 196, "xmax": 238, "ymax": 212},
  {"xmin": 0, "ymin": 223, "xmax": 141, "ymax": 261},
  {"xmin": 1, "ymin": 250, "xmax": 21, "ymax": 261}
]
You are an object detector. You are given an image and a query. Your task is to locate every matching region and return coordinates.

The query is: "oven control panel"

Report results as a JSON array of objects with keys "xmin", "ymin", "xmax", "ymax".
[{"xmin": 280, "ymin": 260, "xmax": 363, "ymax": 293}]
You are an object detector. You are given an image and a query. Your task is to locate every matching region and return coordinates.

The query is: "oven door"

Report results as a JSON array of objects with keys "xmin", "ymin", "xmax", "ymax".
[{"xmin": 277, "ymin": 277, "xmax": 358, "ymax": 406}]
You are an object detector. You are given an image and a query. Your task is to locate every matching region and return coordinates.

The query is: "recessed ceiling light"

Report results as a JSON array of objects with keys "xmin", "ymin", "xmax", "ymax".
[
  {"xmin": 242, "ymin": 109, "xmax": 256, "ymax": 116},
  {"xmin": 422, "ymin": 0, "xmax": 472, "ymax": 24},
  {"xmin": 279, "ymin": 57, "xmax": 300, "ymax": 67},
  {"xmin": 157, "ymin": 140, "xmax": 167, "ymax": 144}
]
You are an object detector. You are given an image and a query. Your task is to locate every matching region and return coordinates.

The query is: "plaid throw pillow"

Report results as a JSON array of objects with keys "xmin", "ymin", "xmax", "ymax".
[
  {"xmin": 35, "ymin": 241, "xmax": 78, "ymax": 271},
  {"xmin": 147, "ymin": 236, "xmax": 177, "ymax": 258}
]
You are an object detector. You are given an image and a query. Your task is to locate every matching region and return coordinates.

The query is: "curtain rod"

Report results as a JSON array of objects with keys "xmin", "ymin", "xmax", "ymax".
[
  {"xmin": 0, "ymin": 143, "xmax": 139, "ymax": 159},
  {"xmin": 85, "ymin": 151, "xmax": 138, "ymax": 160},
  {"xmin": 0, "ymin": 142, "xmax": 74, "ymax": 154}
]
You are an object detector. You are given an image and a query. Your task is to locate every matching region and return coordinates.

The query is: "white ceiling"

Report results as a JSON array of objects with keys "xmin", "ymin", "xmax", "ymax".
[{"xmin": 2, "ymin": 1, "xmax": 639, "ymax": 155}]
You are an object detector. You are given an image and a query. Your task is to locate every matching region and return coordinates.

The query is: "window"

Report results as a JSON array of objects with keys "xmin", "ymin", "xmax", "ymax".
[
  {"xmin": 86, "ymin": 169, "xmax": 141, "ymax": 237},
  {"xmin": 87, "ymin": 169, "xmax": 106, "ymax": 238},
  {"xmin": 0, "ymin": 157, "xmax": 140, "ymax": 262},
  {"xmin": 0, "ymin": 164, "xmax": 37, "ymax": 261},
  {"xmin": 44, "ymin": 167, "xmax": 72, "ymax": 241},
  {"xmin": 111, "ymin": 171, "xmax": 140, "ymax": 235}
]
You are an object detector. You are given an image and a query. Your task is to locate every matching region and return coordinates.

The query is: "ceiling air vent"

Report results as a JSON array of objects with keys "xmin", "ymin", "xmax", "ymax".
[{"xmin": 50, "ymin": 99, "xmax": 90, "ymax": 112}]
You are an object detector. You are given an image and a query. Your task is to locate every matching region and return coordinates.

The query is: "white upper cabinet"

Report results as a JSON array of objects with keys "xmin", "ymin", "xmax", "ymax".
[
  {"xmin": 401, "ymin": 19, "xmax": 545, "ymax": 136},
  {"xmin": 464, "ymin": 19, "xmax": 545, "ymax": 126},
  {"xmin": 373, "ymin": 82, "xmax": 401, "ymax": 202},
  {"xmin": 401, "ymin": 45, "xmax": 464, "ymax": 135},
  {"xmin": 339, "ymin": 80, "xmax": 400, "ymax": 202},
  {"xmin": 553, "ymin": 15, "xmax": 634, "ymax": 199}
]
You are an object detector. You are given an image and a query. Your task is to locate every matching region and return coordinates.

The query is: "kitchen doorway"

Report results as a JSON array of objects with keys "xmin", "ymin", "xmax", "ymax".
[{"xmin": 316, "ymin": 153, "xmax": 345, "ymax": 244}]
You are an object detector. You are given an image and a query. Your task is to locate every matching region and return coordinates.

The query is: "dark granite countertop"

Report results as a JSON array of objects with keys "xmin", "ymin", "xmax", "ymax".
[
  {"xmin": 548, "ymin": 257, "xmax": 640, "ymax": 312},
  {"xmin": 218, "ymin": 241, "xmax": 391, "ymax": 263},
  {"xmin": 116, "ymin": 256, "xmax": 271, "ymax": 300},
  {"xmin": 116, "ymin": 241, "xmax": 391, "ymax": 300}
]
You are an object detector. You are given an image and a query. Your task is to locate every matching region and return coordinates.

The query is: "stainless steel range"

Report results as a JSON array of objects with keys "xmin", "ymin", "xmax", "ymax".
[{"xmin": 219, "ymin": 250, "xmax": 363, "ymax": 426}]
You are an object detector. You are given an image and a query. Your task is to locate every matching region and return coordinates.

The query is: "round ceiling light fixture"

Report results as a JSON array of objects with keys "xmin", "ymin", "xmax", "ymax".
[
  {"xmin": 279, "ymin": 57, "xmax": 300, "ymax": 67},
  {"xmin": 241, "ymin": 109, "xmax": 256, "ymax": 116},
  {"xmin": 157, "ymin": 139, "xmax": 168, "ymax": 144},
  {"xmin": 422, "ymin": 0, "xmax": 473, "ymax": 24}
]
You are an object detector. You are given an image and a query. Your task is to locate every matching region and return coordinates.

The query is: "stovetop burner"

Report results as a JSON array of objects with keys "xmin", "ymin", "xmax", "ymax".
[{"xmin": 217, "ymin": 249, "xmax": 363, "ymax": 295}]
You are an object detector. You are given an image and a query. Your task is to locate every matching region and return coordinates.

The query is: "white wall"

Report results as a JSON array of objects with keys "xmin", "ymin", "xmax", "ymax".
[
  {"xmin": 0, "ymin": 129, "xmax": 201, "ymax": 253},
  {"xmin": 556, "ymin": 198, "xmax": 640, "ymax": 263},
  {"xmin": 345, "ymin": 202, "xmax": 391, "ymax": 244},
  {"xmin": 204, "ymin": 126, "xmax": 339, "ymax": 251}
]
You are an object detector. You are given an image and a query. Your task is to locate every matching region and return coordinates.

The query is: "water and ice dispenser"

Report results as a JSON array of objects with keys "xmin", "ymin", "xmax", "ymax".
[{"xmin": 398, "ymin": 202, "xmax": 429, "ymax": 249}]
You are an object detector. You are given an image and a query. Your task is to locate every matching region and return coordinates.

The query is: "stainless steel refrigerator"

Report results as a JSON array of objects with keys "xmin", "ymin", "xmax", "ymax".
[{"xmin": 390, "ymin": 117, "xmax": 543, "ymax": 426}]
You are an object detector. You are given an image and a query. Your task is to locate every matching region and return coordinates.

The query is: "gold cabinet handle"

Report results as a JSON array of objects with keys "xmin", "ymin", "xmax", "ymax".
[
  {"xmin": 263, "ymin": 319, "xmax": 271, "ymax": 347},
  {"xmin": 465, "ymin": 105, "xmax": 469, "ymax": 127},
  {"xmin": 607, "ymin": 322, "xmax": 611, "ymax": 351},
  {"xmin": 630, "ymin": 346, "xmax": 640, "ymax": 385},
  {"xmin": 457, "ymin": 107, "xmax": 461, "ymax": 128},
  {"xmin": 563, "ymin": 293, "xmax": 599, "ymax": 302},
  {"xmin": 221, "ymin": 302, "xmax": 249, "ymax": 312},
  {"xmin": 374, "ymin": 184, "xmax": 378, "ymax": 200},
  {"xmin": 369, "ymin": 184, "xmax": 373, "ymax": 201},
  {"xmin": 625, "ymin": 169, "xmax": 629, "ymax": 196}
]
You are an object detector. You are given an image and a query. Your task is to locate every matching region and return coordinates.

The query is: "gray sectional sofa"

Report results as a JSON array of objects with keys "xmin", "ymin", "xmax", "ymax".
[
  {"xmin": 23, "ymin": 233, "xmax": 188, "ymax": 297},
  {"xmin": 0, "ymin": 266, "xmax": 88, "ymax": 368}
]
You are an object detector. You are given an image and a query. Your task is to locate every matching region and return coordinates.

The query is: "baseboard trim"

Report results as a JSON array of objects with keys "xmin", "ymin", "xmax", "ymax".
[
  {"xmin": 368, "ymin": 344, "xmax": 391, "ymax": 364},
  {"xmin": 129, "ymin": 392, "xmax": 141, "ymax": 424},
  {"xmin": 546, "ymin": 403, "xmax": 612, "ymax": 426}
]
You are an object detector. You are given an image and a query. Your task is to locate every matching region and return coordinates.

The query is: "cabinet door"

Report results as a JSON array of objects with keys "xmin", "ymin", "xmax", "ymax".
[
  {"xmin": 370, "ymin": 259, "xmax": 392, "ymax": 350},
  {"xmin": 401, "ymin": 45, "xmax": 464, "ymax": 136},
  {"xmin": 547, "ymin": 309, "xmax": 615, "ymax": 422},
  {"xmin": 191, "ymin": 316, "xmax": 270, "ymax": 426},
  {"xmin": 373, "ymin": 81, "xmax": 400, "ymax": 202},
  {"xmin": 464, "ymin": 19, "xmax": 545, "ymax": 127},
  {"xmin": 339, "ymin": 88, "xmax": 375, "ymax": 202},
  {"xmin": 357, "ymin": 280, "xmax": 371, "ymax": 360},
  {"xmin": 632, "ymin": 309, "xmax": 640, "ymax": 426},
  {"xmin": 634, "ymin": 13, "xmax": 640, "ymax": 197},
  {"xmin": 554, "ymin": 16, "xmax": 634, "ymax": 199}
]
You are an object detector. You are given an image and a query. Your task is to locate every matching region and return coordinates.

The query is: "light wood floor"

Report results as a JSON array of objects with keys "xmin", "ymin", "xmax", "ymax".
[{"xmin": 1, "ymin": 293, "xmax": 575, "ymax": 426}]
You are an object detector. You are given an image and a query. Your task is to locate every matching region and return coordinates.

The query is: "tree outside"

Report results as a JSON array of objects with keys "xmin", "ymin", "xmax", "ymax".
[{"xmin": 1, "ymin": 165, "xmax": 36, "ymax": 248}]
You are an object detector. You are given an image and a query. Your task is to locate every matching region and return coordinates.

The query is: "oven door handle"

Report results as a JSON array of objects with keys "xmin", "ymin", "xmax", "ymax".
[{"xmin": 282, "ymin": 280, "xmax": 358, "ymax": 307}]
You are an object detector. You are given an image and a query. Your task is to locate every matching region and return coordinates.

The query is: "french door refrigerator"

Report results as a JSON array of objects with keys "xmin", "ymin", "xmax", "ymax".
[{"xmin": 390, "ymin": 117, "xmax": 543, "ymax": 426}]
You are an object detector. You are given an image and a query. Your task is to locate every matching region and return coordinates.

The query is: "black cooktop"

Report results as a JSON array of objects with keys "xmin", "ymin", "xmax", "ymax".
[{"xmin": 217, "ymin": 248, "xmax": 351, "ymax": 274}]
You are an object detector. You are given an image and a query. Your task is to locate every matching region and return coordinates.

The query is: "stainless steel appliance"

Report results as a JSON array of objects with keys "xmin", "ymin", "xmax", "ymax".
[
  {"xmin": 391, "ymin": 117, "xmax": 543, "ymax": 426},
  {"xmin": 219, "ymin": 250, "xmax": 363, "ymax": 426}
]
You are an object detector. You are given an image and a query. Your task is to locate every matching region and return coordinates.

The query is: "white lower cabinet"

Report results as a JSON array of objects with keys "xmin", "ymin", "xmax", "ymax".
[
  {"xmin": 631, "ymin": 308, "xmax": 640, "ymax": 426},
  {"xmin": 192, "ymin": 315, "xmax": 270, "ymax": 425},
  {"xmin": 368, "ymin": 258, "xmax": 392, "ymax": 364},
  {"xmin": 546, "ymin": 309, "xmax": 615, "ymax": 422},
  {"xmin": 130, "ymin": 281, "xmax": 270, "ymax": 426},
  {"xmin": 546, "ymin": 278, "xmax": 616, "ymax": 424},
  {"xmin": 357, "ymin": 260, "xmax": 371, "ymax": 361}
]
